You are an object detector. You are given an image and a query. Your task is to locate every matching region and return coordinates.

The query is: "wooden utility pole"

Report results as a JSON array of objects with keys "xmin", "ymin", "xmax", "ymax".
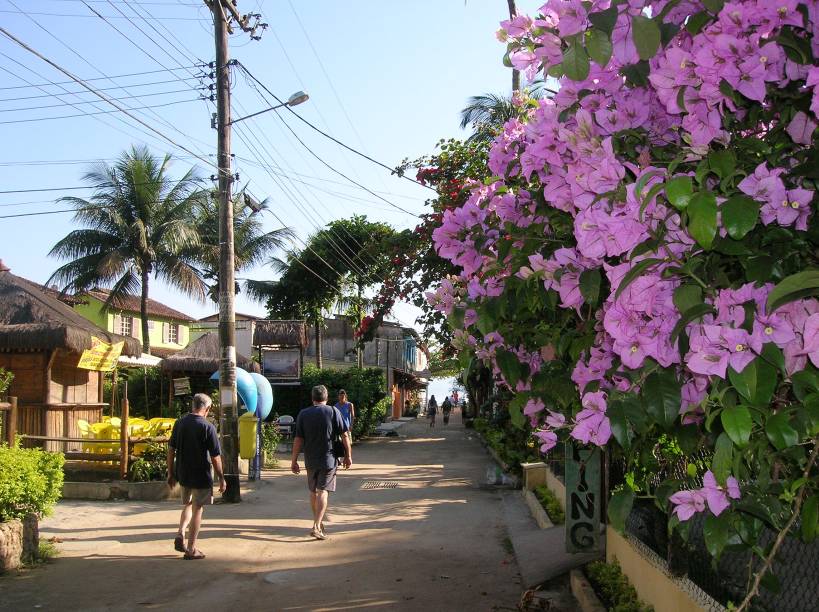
[
  {"xmin": 507, "ymin": 0, "xmax": 520, "ymax": 91},
  {"xmin": 208, "ymin": 0, "xmax": 240, "ymax": 502}
]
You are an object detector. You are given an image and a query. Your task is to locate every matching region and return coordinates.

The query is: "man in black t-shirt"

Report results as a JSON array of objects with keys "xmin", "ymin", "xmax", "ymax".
[
  {"xmin": 167, "ymin": 393, "xmax": 225, "ymax": 559},
  {"xmin": 291, "ymin": 384, "xmax": 351, "ymax": 540}
]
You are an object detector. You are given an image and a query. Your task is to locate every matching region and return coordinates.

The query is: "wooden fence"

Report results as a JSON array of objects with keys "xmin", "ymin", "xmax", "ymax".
[{"xmin": 0, "ymin": 396, "xmax": 17, "ymax": 447}]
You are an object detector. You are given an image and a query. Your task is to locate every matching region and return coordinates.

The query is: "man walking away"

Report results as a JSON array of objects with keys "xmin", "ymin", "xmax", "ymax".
[
  {"xmin": 291, "ymin": 385, "xmax": 352, "ymax": 540},
  {"xmin": 167, "ymin": 393, "xmax": 225, "ymax": 560},
  {"xmin": 442, "ymin": 396, "xmax": 452, "ymax": 426}
]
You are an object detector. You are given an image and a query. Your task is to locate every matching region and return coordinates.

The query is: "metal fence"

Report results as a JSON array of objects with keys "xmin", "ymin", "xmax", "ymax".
[{"xmin": 625, "ymin": 501, "xmax": 819, "ymax": 612}]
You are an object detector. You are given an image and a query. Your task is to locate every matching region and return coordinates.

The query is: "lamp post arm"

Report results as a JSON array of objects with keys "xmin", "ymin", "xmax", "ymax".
[{"xmin": 229, "ymin": 102, "xmax": 286, "ymax": 125}]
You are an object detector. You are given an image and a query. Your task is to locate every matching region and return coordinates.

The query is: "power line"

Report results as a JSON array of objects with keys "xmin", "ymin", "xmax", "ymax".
[
  {"xmin": 0, "ymin": 97, "xmax": 201, "ymax": 124},
  {"xmin": 0, "ymin": 8, "xmax": 207, "ymax": 20},
  {"xmin": 236, "ymin": 62, "xmax": 434, "ymax": 195},
  {"xmin": 0, "ymin": 65, "xmax": 204, "ymax": 90},
  {"xmin": 0, "ymin": 204, "xmax": 115, "ymax": 220},
  {"xmin": 0, "ymin": 26, "xmax": 217, "ymax": 170},
  {"xmin": 0, "ymin": 88, "xmax": 198, "ymax": 112},
  {"xmin": 0, "ymin": 77, "xmax": 204, "ymax": 102}
]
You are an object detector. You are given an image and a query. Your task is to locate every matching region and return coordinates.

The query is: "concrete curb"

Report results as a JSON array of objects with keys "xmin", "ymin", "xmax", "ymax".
[
  {"xmin": 570, "ymin": 569, "xmax": 607, "ymax": 612},
  {"xmin": 63, "ymin": 481, "xmax": 181, "ymax": 501},
  {"xmin": 521, "ymin": 489, "xmax": 553, "ymax": 530}
]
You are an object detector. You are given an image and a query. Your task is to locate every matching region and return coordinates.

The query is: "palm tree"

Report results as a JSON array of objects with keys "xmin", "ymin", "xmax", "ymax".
[
  {"xmin": 189, "ymin": 190, "xmax": 294, "ymax": 302},
  {"xmin": 459, "ymin": 81, "xmax": 552, "ymax": 143},
  {"xmin": 48, "ymin": 145, "xmax": 208, "ymax": 354}
]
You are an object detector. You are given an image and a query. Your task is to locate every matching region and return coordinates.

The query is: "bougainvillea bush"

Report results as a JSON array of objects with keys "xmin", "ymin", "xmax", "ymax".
[{"xmin": 428, "ymin": 0, "xmax": 819, "ymax": 604}]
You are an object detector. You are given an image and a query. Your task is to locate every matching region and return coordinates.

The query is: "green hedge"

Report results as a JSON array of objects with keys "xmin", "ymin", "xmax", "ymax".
[
  {"xmin": 274, "ymin": 365, "xmax": 388, "ymax": 440},
  {"xmin": 586, "ymin": 559, "xmax": 653, "ymax": 612},
  {"xmin": 0, "ymin": 443, "xmax": 64, "ymax": 521},
  {"xmin": 534, "ymin": 485, "xmax": 565, "ymax": 524}
]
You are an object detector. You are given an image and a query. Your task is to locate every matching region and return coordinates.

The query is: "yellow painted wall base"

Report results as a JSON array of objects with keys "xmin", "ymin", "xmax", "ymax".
[{"xmin": 606, "ymin": 527, "xmax": 724, "ymax": 612}]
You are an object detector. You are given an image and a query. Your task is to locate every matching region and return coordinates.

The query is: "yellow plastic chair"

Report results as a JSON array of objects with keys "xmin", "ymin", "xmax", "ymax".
[
  {"xmin": 110, "ymin": 417, "xmax": 121, "ymax": 428},
  {"xmin": 77, "ymin": 419, "xmax": 93, "ymax": 456},
  {"xmin": 130, "ymin": 422, "xmax": 147, "ymax": 455}
]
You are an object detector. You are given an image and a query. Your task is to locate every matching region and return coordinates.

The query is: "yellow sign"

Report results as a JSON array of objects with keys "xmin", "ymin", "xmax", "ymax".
[{"xmin": 77, "ymin": 337, "xmax": 124, "ymax": 372}]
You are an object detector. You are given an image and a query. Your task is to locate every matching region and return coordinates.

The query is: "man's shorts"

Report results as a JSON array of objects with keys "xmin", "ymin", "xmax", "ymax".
[
  {"xmin": 181, "ymin": 486, "xmax": 213, "ymax": 506},
  {"xmin": 306, "ymin": 467, "xmax": 337, "ymax": 493}
]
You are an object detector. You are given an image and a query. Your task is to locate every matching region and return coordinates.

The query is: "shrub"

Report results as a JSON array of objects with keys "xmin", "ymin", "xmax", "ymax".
[
  {"xmin": 534, "ymin": 485, "xmax": 565, "ymax": 525},
  {"xmin": 128, "ymin": 442, "xmax": 168, "ymax": 482},
  {"xmin": 586, "ymin": 559, "xmax": 653, "ymax": 612},
  {"xmin": 0, "ymin": 443, "xmax": 64, "ymax": 521},
  {"xmin": 274, "ymin": 365, "xmax": 388, "ymax": 440},
  {"xmin": 0, "ymin": 367, "xmax": 13, "ymax": 397},
  {"xmin": 261, "ymin": 423, "xmax": 281, "ymax": 468}
]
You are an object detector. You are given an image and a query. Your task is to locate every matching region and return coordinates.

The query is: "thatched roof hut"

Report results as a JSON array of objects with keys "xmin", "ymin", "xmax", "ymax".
[
  {"xmin": 161, "ymin": 332, "xmax": 260, "ymax": 373},
  {"xmin": 0, "ymin": 266, "xmax": 141, "ymax": 356},
  {"xmin": 253, "ymin": 320, "xmax": 308, "ymax": 348}
]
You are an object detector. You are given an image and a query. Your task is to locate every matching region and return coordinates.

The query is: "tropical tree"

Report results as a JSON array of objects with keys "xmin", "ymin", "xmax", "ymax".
[
  {"xmin": 459, "ymin": 81, "xmax": 550, "ymax": 143},
  {"xmin": 246, "ymin": 215, "xmax": 394, "ymax": 367},
  {"xmin": 188, "ymin": 190, "xmax": 294, "ymax": 302},
  {"xmin": 48, "ymin": 145, "xmax": 208, "ymax": 354}
]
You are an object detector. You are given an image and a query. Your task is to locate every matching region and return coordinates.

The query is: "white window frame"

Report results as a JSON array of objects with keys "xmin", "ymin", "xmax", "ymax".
[
  {"xmin": 119, "ymin": 315, "xmax": 132, "ymax": 337},
  {"xmin": 168, "ymin": 323, "xmax": 179, "ymax": 344}
]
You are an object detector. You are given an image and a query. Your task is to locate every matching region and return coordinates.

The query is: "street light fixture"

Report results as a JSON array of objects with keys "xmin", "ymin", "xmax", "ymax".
[{"xmin": 229, "ymin": 90, "xmax": 309, "ymax": 125}]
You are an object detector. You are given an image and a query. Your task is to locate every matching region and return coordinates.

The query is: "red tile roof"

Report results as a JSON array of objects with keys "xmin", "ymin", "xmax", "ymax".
[{"xmin": 84, "ymin": 289, "xmax": 194, "ymax": 322}]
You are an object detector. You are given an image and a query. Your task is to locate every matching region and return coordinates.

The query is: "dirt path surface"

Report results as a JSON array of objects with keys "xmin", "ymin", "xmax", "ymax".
[{"xmin": 2, "ymin": 410, "xmax": 523, "ymax": 611}]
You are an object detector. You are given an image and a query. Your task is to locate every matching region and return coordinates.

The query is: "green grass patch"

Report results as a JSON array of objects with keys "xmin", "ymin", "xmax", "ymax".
[
  {"xmin": 534, "ymin": 485, "xmax": 565, "ymax": 524},
  {"xmin": 586, "ymin": 558, "xmax": 653, "ymax": 612}
]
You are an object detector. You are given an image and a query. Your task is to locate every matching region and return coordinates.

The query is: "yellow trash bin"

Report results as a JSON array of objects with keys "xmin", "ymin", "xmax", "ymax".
[{"xmin": 238, "ymin": 412, "xmax": 258, "ymax": 460}]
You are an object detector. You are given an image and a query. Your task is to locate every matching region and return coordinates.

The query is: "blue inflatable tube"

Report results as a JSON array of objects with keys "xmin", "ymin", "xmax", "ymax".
[
  {"xmin": 250, "ymin": 373, "xmax": 273, "ymax": 420},
  {"xmin": 210, "ymin": 367, "xmax": 258, "ymax": 415}
]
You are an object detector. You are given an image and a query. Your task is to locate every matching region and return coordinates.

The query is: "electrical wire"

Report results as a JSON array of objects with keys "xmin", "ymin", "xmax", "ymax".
[
  {"xmin": 0, "ymin": 77, "xmax": 204, "ymax": 102},
  {"xmin": 0, "ymin": 8, "xmax": 207, "ymax": 20},
  {"xmin": 0, "ymin": 88, "xmax": 199, "ymax": 112},
  {"xmin": 0, "ymin": 65, "xmax": 204, "ymax": 90},
  {"xmin": 0, "ymin": 97, "xmax": 202, "ymax": 124}
]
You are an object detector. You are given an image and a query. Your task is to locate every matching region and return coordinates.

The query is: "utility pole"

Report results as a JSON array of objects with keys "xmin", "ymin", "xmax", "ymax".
[
  {"xmin": 207, "ymin": 0, "xmax": 240, "ymax": 502},
  {"xmin": 506, "ymin": 0, "xmax": 520, "ymax": 91},
  {"xmin": 205, "ymin": 0, "xmax": 266, "ymax": 502}
]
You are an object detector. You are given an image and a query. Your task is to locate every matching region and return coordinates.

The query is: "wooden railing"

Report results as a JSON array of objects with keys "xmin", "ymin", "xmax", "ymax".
[{"xmin": 0, "ymin": 397, "xmax": 17, "ymax": 446}]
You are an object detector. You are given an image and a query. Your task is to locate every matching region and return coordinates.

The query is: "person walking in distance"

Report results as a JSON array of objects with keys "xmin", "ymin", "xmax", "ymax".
[
  {"xmin": 334, "ymin": 389, "xmax": 355, "ymax": 438},
  {"xmin": 427, "ymin": 394, "xmax": 438, "ymax": 428},
  {"xmin": 442, "ymin": 396, "xmax": 453, "ymax": 426},
  {"xmin": 291, "ymin": 385, "xmax": 352, "ymax": 540},
  {"xmin": 167, "ymin": 393, "xmax": 225, "ymax": 560}
]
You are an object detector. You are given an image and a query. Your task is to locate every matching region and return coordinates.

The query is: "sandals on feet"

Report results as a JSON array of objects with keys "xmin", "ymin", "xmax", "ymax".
[
  {"xmin": 310, "ymin": 528, "xmax": 327, "ymax": 540},
  {"xmin": 174, "ymin": 535, "xmax": 185, "ymax": 553},
  {"xmin": 184, "ymin": 549, "xmax": 206, "ymax": 560}
]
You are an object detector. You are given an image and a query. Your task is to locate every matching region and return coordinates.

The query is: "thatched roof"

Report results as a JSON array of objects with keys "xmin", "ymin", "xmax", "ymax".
[
  {"xmin": 161, "ymin": 332, "xmax": 260, "ymax": 373},
  {"xmin": 0, "ymin": 267, "xmax": 141, "ymax": 356},
  {"xmin": 253, "ymin": 320, "xmax": 308, "ymax": 348}
]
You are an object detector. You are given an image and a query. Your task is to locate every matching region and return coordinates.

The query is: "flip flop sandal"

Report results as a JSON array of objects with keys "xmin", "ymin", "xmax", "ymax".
[
  {"xmin": 310, "ymin": 528, "xmax": 327, "ymax": 540},
  {"xmin": 184, "ymin": 549, "xmax": 206, "ymax": 560},
  {"xmin": 320, "ymin": 522, "xmax": 327, "ymax": 533},
  {"xmin": 174, "ymin": 535, "xmax": 185, "ymax": 553}
]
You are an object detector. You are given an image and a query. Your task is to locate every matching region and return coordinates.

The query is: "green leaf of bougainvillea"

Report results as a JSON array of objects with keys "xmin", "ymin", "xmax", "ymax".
[
  {"xmin": 704, "ymin": 513, "xmax": 731, "ymax": 559},
  {"xmin": 643, "ymin": 370, "xmax": 680, "ymax": 430},
  {"xmin": 496, "ymin": 349, "xmax": 523, "ymax": 387},
  {"xmin": 721, "ymin": 195, "xmax": 760, "ymax": 240},
  {"xmin": 670, "ymin": 303, "xmax": 716, "ymax": 343},
  {"xmin": 728, "ymin": 359, "xmax": 777, "ymax": 407},
  {"xmin": 508, "ymin": 394, "xmax": 527, "ymax": 429},
  {"xmin": 766, "ymin": 413, "xmax": 799, "ymax": 450},
  {"xmin": 608, "ymin": 489, "xmax": 635, "ymax": 533},
  {"xmin": 562, "ymin": 40, "xmax": 590, "ymax": 81},
  {"xmin": 712, "ymin": 433, "xmax": 733, "ymax": 484},
  {"xmin": 802, "ymin": 495, "xmax": 819, "ymax": 543},
  {"xmin": 687, "ymin": 191, "xmax": 718, "ymax": 249},
  {"xmin": 586, "ymin": 28, "xmax": 613, "ymax": 67},
  {"xmin": 767, "ymin": 270, "xmax": 819, "ymax": 312},
  {"xmin": 631, "ymin": 15, "xmax": 661, "ymax": 60},
  {"xmin": 673, "ymin": 284, "xmax": 703, "ymax": 313},
  {"xmin": 665, "ymin": 175, "xmax": 694, "ymax": 210},
  {"xmin": 721, "ymin": 405, "xmax": 753, "ymax": 448},
  {"xmin": 588, "ymin": 5, "xmax": 618, "ymax": 36},
  {"xmin": 579, "ymin": 268, "xmax": 602, "ymax": 306},
  {"xmin": 607, "ymin": 398, "xmax": 631, "ymax": 449}
]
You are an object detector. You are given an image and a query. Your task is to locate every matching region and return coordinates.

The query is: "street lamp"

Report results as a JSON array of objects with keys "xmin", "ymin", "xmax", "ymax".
[{"xmin": 229, "ymin": 90, "xmax": 309, "ymax": 125}]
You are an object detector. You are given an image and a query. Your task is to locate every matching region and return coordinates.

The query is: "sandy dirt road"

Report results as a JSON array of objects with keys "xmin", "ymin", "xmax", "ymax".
[{"xmin": 1, "ymin": 411, "xmax": 523, "ymax": 611}]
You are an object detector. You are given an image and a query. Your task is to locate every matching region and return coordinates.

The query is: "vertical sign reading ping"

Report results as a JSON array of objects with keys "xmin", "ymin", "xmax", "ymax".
[{"xmin": 564, "ymin": 441, "xmax": 601, "ymax": 553}]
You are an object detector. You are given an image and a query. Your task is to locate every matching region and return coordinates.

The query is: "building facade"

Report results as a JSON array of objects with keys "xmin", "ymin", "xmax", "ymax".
[{"xmin": 72, "ymin": 289, "xmax": 193, "ymax": 356}]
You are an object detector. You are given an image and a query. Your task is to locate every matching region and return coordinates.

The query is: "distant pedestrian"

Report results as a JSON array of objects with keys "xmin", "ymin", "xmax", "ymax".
[
  {"xmin": 404, "ymin": 398, "xmax": 411, "ymax": 416},
  {"xmin": 334, "ymin": 389, "xmax": 356, "ymax": 435},
  {"xmin": 442, "ymin": 397, "xmax": 452, "ymax": 426},
  {"xmin": 427, "ymin": 395, "xmax": 438, "ymax": 428},
  {"xmin": 292, "ymin": 385, "xmax": 352, "ymax": 540},
  {"xmin": 167, "ymin": 393, "xmax": 225, "ymax": 560}
]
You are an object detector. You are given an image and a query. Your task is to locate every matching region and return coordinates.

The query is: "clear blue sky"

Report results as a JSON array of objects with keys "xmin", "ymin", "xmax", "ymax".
[{"xmin": 0, "ymin": 0, "xmax": 538, "ymax": 326}]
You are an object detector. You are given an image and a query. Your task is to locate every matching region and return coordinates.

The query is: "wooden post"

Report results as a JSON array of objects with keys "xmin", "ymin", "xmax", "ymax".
[
  {"xmin": 119, "ymin": 382, "xmax": 129, "ymax": 480},
  {"xmin": 5, "ymin": 396, "xmax": 17, "ymax": 446}
]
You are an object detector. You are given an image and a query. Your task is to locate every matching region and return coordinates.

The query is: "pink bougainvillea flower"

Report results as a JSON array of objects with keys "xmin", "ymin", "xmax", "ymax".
[
  {"xmin": 786, "ymin": 111, "xmax": 818, "ymax": 145},
  {"xmin": 524, "ymin": 397, "xmax": 546, "ymax": 417},
  {"xmin": 702, "ymin": 470, "xmax": 741, "ymax": 516},
  {"xmin": 535, "ymin": 429, "xmax": 558, "ymax": 453},
  {"xmin": 669, "ymin": 489, "xmax": 707, "ymax": 521},
  {"xmin": 545, "ymin": 410, "xmax": 565, "ymax": 429},
  {"xmin": 800, "ymin": 313, "xmax": 819, "ymax": 368}
]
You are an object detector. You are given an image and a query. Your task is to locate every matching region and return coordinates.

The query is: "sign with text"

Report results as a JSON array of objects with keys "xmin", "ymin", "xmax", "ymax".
[
  {"xmin": 77, "ymin": 337, "xmax": 124, "ymax": 372},
  {"xmin": 262, "ymin": 348, "xmax": 300, "ymax": 379},
  {"xmin": 564, "ymin": 441, "xmax": 602, "ymax": 553},
  {"xmin": 173, "ymin": 377, "xmax": 192, "ymax": 396}
]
